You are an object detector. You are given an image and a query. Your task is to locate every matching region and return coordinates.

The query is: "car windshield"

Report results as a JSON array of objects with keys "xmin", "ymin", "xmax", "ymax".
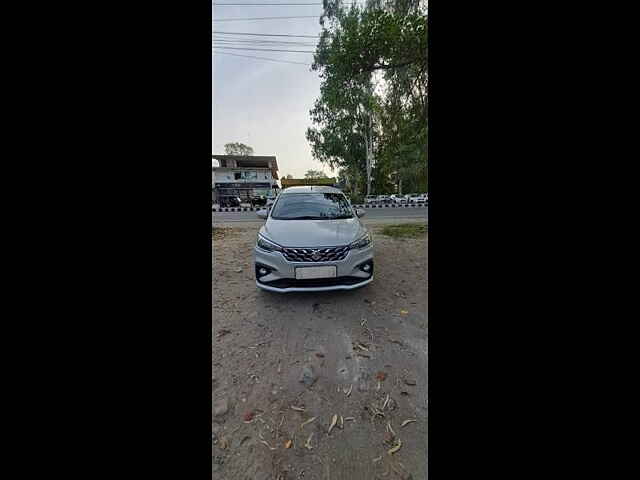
[{"xmin": 270, "ymin": 193, "xmax": 354, "ymax": 220}]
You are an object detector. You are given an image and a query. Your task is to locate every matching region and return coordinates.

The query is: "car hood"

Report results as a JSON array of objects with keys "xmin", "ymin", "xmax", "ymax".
[{"xmin": 261, "ymin": 218, "xmax": 365, "ymax": 247}]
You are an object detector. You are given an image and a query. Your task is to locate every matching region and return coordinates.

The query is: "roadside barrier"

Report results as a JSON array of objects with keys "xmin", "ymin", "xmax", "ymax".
[{"xmin": 212, "ymin": 203, "xmax": 427, "ymax": 213}]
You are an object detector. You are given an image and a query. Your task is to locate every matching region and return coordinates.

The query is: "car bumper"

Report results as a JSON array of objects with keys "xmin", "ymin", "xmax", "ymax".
[{"xmin": 254, "ymin": 244, "xmax": 374, "ymax": 293}]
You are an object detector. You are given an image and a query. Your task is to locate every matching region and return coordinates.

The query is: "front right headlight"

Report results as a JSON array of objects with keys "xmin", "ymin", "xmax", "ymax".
[{"xmin": 256, "ymin": 234, "xmax": 283, "ymax": 253}]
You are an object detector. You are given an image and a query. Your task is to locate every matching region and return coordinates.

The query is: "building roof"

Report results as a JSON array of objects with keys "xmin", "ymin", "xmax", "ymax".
[
  {"xmin": 280, "ymin": 185, "xmax": 343, "ymax": 194},
  {"xmin": 211, "ymin": 155, "xmax": 278, "ymax": 172},
  {"xmin": 281, "ymin": 177, "xmax": 336, "ymax": 188}
]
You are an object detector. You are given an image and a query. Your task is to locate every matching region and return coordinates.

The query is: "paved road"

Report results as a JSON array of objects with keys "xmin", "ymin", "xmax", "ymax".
[{"xmin": 213, "ymin": 206, "xmax": 428, "ymax": 223}]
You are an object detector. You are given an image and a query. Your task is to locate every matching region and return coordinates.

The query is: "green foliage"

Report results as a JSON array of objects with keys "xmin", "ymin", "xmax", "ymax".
[
  {"xmin": 224, "ymin": 142, "xmax": 254, "ymax": 156},
  {"xmin": 304, "ymin": 170, "xmax": 329, "ymax": 179},
  {"xmin": 307, "ymin": 1, "xmax": 427, "ymax": 197}
]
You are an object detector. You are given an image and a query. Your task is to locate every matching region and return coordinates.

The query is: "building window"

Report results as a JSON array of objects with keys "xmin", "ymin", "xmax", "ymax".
[{"xmin": 234, "ymin": 172, "xmax": 242, "ymax": 180}]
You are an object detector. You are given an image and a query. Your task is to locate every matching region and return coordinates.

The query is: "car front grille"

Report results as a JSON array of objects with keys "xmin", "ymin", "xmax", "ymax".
[{"xmin": 282, "ymin": 246, "xmax": 350, "ymax": 262}]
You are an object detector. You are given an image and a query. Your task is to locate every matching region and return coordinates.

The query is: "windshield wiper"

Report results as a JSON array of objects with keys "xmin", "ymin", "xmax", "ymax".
[{"xmin": 281, "ymin": 216, "xmax": 326, "ymax": 220}]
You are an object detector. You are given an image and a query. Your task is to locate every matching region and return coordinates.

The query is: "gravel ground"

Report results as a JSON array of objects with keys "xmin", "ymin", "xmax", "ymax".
[{"xmin": 213, "ymin": 222, "xmax": 428, "ymax": 480}]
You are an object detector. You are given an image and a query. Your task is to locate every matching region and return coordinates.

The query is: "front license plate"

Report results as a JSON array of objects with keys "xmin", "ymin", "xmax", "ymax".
[{"xmin": 295, "ymin": 266, "xmax": 337, "ymax": 280}]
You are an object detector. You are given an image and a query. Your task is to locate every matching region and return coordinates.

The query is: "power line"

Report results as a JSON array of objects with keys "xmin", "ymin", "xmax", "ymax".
[
  {"xmin": 214, "ymin": 51, "xmax": 311, "ymax": 65},
  {"xmin": 214, "ymin": 42, "xmax": 318, "ymax": 48},
  {"xmin": 213, "ymin": 38, "xmax": 317, "ymax": 45},
  {"xmin": 214, "ymin": 45, "xmax": 315, "ymax": 53},
  {"xmin": 213, "ymin": 16, "xmax": 319, "ymax": 21},
  {"xmin": 213, "ymin": 30, "xmax": 319, "ymax": 37}
]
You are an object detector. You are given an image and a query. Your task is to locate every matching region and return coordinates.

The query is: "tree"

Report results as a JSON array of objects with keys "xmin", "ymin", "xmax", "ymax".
[
  {"xmin": 307, "ymin": 1, "xmax": 427, "ymax": 197},
  {"xmin": 224, "ymin": 142, "xmax": 254, "ymax": 156},
  {"xmin": 304, "ymin": 170, "xmax": 328, "ymax": 179}
]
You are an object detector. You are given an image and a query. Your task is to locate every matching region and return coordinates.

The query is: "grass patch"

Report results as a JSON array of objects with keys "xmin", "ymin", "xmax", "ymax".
[{"xmin": 379, "ymin": 223, "xmax": 427, "ymax": 239}]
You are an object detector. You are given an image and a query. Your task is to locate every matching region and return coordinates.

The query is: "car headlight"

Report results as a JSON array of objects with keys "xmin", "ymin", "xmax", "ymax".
[
  {"xmin": 349, "ymin": 232, "xmax": 372, "ymax": 250},
  {"xmin": 256, "ymin": 234, "xmax": 283, "ymax": 252}
]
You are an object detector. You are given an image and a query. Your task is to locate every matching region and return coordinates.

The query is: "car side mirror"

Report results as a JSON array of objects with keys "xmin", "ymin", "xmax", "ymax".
[
  {"xmin": 356, "ymin": 208, "xmax": 365, "ymax": 218},
  {"xmin": 256, "ymin": 209, "xmax": 268, "ymax": 219}
]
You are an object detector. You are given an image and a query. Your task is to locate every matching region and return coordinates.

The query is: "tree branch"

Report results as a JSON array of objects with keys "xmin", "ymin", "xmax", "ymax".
[{"xmin": 357, "ymin": 59, "xmax": 420, "ymax": 74}]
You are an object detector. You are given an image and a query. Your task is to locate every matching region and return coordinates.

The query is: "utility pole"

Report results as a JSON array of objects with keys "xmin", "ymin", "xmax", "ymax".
[{"xmin": 365, "ymin": 113, "xmax": 373, "ymax": 197}]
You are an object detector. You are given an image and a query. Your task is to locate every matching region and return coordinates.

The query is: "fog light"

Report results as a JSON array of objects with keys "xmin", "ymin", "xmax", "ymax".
[
  {"xmin": 363, "ymin": 264, "xmax": 371, "ymax": 272},
  {"xmin": 259, "ymin": 268, "xmax": 268, "ymax": 276}
]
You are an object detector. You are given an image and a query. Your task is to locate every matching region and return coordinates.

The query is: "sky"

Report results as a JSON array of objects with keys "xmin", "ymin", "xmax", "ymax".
[{"xmin": 212, "ymin": 3, "xmax": 345, "ymax": 179}]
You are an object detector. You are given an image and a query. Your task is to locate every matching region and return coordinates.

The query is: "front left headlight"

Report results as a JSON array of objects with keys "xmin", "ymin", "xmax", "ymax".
[{"xmin": 350, "ymin": 232, "xmax": 372, "ymax": 250}]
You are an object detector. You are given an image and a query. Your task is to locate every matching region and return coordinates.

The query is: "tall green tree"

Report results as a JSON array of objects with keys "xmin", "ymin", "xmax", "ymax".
[{"xmin": 307, "ymin": 1, "xmax": 427, "ymax": 197}]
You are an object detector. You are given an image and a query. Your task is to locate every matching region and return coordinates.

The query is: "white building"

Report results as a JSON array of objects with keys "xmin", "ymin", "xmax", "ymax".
[{"xmin": 211, "ymin": 155, "xmax": 279, "ymax": 202}]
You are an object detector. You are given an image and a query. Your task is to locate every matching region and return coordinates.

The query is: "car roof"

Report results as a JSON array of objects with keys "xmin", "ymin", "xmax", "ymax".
[{"xmin": 281, "ymin": 186, "xmax": 343, "ymax": 194}]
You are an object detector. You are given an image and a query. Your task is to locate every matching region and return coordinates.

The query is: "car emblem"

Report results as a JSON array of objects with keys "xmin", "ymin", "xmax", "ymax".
[{"xmin": 311, "ymin": 250, "xmax": 321, "ymax": 261}]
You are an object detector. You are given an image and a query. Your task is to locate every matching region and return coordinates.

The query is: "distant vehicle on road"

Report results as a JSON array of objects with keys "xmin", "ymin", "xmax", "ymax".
[
  {"xmin": 407, "ymin": 194, "xmax": 426, "ymax": 204},
  {"xmin": 254, "ymin": 186, "xmax": 373, "ymax": 293},
  {"xmin": 250, "ymin": 196, "xmax": 267, "ymax": 207},
  {"xmin": 377, "ymin": 195, "xmax": 392, "ymax": 204},
  {"xmin": 265, "ymin": 192, "xmax": 278, "ymax": 207},
  {"xmin": 219, "ymin": 195, "xmax": 241, "ymax": 208},
  {"xmin": 365, "ymin": 195, "xmax": 378, "ymax": 204},
  {"xmin": 391, "ymin": 194, "xmax": 407, "ymax": 204}
]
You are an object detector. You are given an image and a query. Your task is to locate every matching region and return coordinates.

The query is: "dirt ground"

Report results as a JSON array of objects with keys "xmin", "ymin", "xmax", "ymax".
[{"xmin": 213, "ymin": 221, "xmax": 428, "ymax": 480}]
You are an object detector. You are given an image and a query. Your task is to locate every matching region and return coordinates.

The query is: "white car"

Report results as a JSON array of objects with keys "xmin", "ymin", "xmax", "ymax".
[
  {"xmin": 365, "ymin": 195, "xmax": 378, "ymax": 204},
  {"xmin": 391, "ymin": 194, "xmax": 407, "ymax": 204},
  {"xmin": 254, "ymin": 186, "xmax": 373, "ymax": 293}
]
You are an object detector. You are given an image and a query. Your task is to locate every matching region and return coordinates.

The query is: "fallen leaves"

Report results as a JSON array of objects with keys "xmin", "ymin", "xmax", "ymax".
[
  {"xmin": 400, "ymin": 310, "xmax": 409, "ymax": 315},
  {"xmin": 376, "ymin": 371, "xmax": 387, "ymax": 381},
  {"xmin": 300, "ymin": 416, "xmax": 317, "ymax": 429},
  {"xmin": 304, "ymin": 432, "xmax": 314, "ymax": 450},
  {"xmin": 328, "ymin": 414, "xmax": 338, "ymax": 435},
  {"xmin": 353, "ymin": 341, "xmax": 369, "ymax": 351},
  {"xmin": 243, "ymin": 411, "xmax": 254, "ymax": 422},
  {"xmin": 387, "ymin": 421, "xmax": 396, "ymax": 437},
  {"xmin": 285, "ymin": 439, "xmax": 292, "ymax": 449},
  {"xmin": 216, "ymin": 329, "xmax": 232, "ymax": 338},
  {"xmin": 398, "ymin": 419, "xmax": 417, "ymax": 430},
  {"xmin": 258, "ymin": 432, "xmax": 277, "ymax": 450},
  {"xmin": 345, "ymin": 384, "xmax": 353, "ymax": 397},
  {"xmin": 290, "ymin": 405, "xmax": 306, "ymax": 412},
  {"xmin": 388, "ymin": 439, "xmax": 402, "ymax": 455}
]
